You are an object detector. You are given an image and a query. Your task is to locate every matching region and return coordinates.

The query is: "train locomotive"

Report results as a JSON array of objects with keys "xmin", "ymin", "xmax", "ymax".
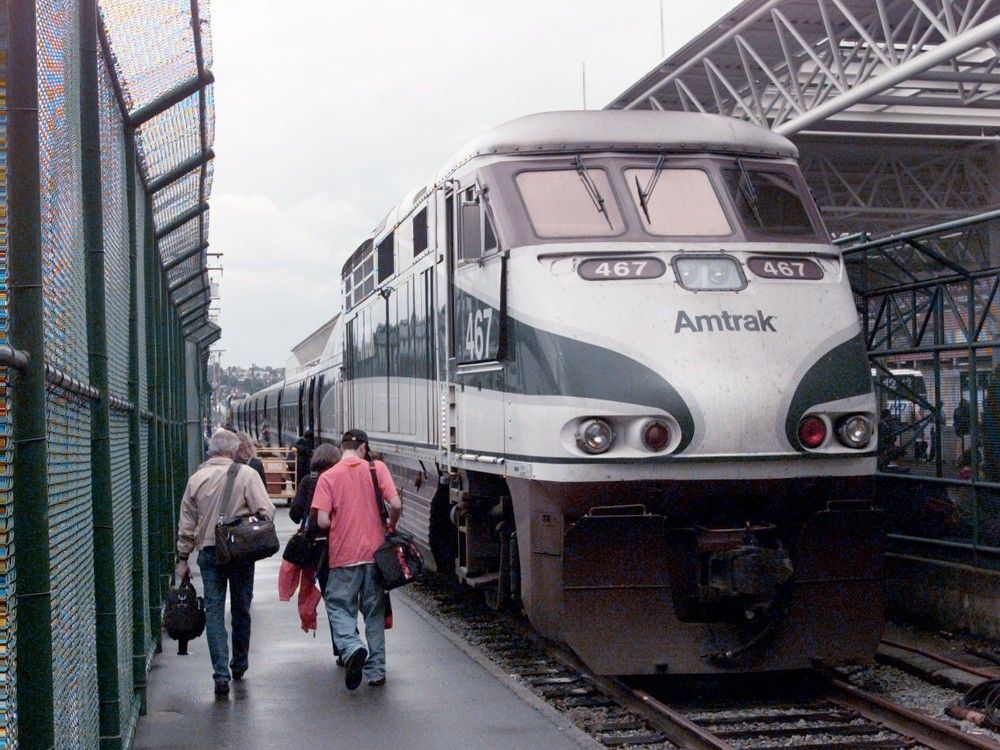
[{"xmin": 235, "ymin": 111, "xmax": 883, "ymax": 675}]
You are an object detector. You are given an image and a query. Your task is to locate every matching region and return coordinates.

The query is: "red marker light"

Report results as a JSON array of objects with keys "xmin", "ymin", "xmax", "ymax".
[
  {"xmin": 798, "ymin": 416, "xmax": 827, "ymax": 449},
  {"xmin": 642, "ymin": 420, "xmax": 671, "ymax": 452}
]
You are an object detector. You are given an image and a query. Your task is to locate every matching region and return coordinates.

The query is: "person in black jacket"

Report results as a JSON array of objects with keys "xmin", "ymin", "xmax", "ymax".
[
  {"xmin": 292, "ymin": 431, "xmax": 315, "ymax": 487},
  {"xmin": 235, "ymin": 431, "xmax": 268, "ymax": 490},
  {"xmin": 290, "ymin": 443, "xmax": 341, "ymax": 524}
]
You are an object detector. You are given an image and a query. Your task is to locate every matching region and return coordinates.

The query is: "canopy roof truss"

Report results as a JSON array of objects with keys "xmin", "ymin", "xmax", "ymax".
[
  {"xmin": 611, "ymin": 0, "xmax": 1000, "ymax": 136},
  {"xmin": 610, "ymin": 0, "xmax": 1000, "ymax": 234}
]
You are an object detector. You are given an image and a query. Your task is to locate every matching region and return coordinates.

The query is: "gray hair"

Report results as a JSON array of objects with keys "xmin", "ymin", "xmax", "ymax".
[
  {"xmin": 235, "ymin": 431, "xmax": 256, "ymax": 461},
  {"xmin": 208, "ymin": 429, "xmax": 241, "ymax": 458}
]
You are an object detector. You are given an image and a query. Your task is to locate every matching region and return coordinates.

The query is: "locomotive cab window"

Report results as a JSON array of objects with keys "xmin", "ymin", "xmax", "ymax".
[
  {"xmin": 624, "ymin": 167, "xmax": 731, "ymax": 237},
  {"xmin": 724, "ymin": 163, "xmax": 820, "ymax": 239},
  {"xmin": 458, "ymin": 186, "xmax": 499, "ymax": 263},
  {"xmin": 515, "ymin": 166, "xmax": 624, "ymax": 238}
]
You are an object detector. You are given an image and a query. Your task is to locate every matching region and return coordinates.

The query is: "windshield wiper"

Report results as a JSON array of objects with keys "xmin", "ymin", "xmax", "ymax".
[
  {"xmin": 736, "ymin": 157, "xmax": 765, "ymax": 228},
  {"xmin": 572, "ymin": 156, "xmax": 614, "ymax": 230},
  {"xmin": 635, "ymin": 153, "xmax": 666, "ymax": 224}
]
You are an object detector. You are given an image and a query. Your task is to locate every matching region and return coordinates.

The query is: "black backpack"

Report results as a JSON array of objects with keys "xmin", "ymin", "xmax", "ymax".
[{"xmin": 163, "ymin": 580, "xmax": 206, "ymax": 655}]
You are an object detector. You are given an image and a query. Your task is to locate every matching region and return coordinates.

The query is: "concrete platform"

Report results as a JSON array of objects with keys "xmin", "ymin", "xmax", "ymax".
[{"xmin": 133, "ymin": 509, "xmax": 585, "ymax": 750}]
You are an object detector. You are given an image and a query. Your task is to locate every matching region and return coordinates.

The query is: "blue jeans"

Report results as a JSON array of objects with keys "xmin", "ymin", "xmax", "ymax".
[
  {"xmin": 324, "ymin": 564, "xmax": 385, "ymax": 679},
  {"xmin": 198, "ymin": 547, "xmax": 256, "ymax": 682}
]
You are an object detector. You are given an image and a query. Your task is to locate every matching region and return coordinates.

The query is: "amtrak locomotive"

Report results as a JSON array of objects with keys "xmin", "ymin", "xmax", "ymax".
[{"xmin": 236, "ymin": 111, "xmax": 883, "ymax": 675}]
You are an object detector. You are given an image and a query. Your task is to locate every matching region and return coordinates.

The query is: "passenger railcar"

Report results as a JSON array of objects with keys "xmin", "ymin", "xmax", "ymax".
[{"xmin": 240, "ymin": 111, "xmax": 883, "ymax": 675}]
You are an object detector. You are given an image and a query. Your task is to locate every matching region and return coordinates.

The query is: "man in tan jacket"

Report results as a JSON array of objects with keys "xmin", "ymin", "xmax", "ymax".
[{"xmin": 174, "ymin": 429, "xmax": 275, "ymax": 696}]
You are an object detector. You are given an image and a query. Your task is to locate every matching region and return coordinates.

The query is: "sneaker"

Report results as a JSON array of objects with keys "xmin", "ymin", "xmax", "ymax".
[
  {"xmin": 368, "ymin": 676, "xmax": 386, "ymax": 686},
  {"xmin": 344, "ymin": 648, "xmax": 368, "ymax": 691},
  {"xmin": 214, "ymin": 679, "xmax": 230, "ymax": 697}
]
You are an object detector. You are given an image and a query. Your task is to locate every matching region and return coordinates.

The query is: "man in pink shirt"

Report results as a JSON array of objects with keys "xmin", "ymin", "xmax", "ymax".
[{"xmin": 312, "ymin": 429, "xmax": 401, "ymax": 690}]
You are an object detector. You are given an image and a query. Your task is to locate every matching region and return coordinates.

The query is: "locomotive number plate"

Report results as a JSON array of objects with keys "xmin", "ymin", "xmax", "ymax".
[
  {"xmin": 747, "ymin": 256, "xmax": 823, "ymax": 280},
  {"xmin": 577, "ymin": 257, "xmax": 665, "ymax": 281}
]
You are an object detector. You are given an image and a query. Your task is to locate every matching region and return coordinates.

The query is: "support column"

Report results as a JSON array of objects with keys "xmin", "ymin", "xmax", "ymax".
[
  {"xmin": 80, "ymin": 1, "xmax": 122, "ymax": 745},
  {"xmin": 124, "ymin": 127, "xmax": 148, "ymax": 712},
  {"xmin": 8, "ymin": 1, "xmax": 56, "ymax": 747},
  {"xmin": 143, "ymin": 208, "xmax": 163, "ymax": 651}
]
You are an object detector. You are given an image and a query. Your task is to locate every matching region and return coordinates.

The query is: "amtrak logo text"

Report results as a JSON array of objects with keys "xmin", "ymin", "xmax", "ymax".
[{"xmin": 675, "ymin": 310, "xmax": 777, "ymax": 333}]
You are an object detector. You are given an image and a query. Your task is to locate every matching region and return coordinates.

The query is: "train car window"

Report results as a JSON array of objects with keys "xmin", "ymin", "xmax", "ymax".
[
  {"xmin": 413, "ymin": 207, "xmax": 428, "ymax": 256},
  {"xmin": 723, "ymin": 166, "xmax": 819, "ymax": 238},
  {"xmin": 377, "ymin": 232, "xmax": 394, "ymax": 282},
  {"xmin": 515, "ymin": 169, "xmax": 624, "ymax": 238},
  {"xmin": 624, "ymin": 168, "xmax": 731, "ymax": 237}
]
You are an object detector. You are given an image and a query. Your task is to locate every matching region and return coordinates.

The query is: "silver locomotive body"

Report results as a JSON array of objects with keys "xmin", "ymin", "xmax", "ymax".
[{"xmin": 241, "ymin": 111, "xmax": 883, "ymax": 674}]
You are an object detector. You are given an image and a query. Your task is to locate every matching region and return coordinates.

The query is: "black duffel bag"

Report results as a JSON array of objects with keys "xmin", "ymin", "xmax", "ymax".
[
  {"xmin": 215, "ymin": 463, "xmax": 280, "ymax": 565},
  {"xmin": 366, "ymin": 461, "xmax": 424, "ymax": 590},
  {"xmin": 373, "ymin": 531, "xmax": 425, "ymax": 590},
  {"xmin": 283, "ymin": 516, "xmax": 327, "ymax": 569},
  {"xmin": 163, "ymin": 579, "xmax": 206, "ymax": 655}
]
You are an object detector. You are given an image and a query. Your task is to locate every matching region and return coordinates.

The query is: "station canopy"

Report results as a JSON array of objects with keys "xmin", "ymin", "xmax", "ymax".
[
  {"xmin": 99, "ymin": 0, "xmax": 217, "ymax": 343},
  {"xmin": 609, "ymin": 0, "xmax": 1000, "ymax": 236}
]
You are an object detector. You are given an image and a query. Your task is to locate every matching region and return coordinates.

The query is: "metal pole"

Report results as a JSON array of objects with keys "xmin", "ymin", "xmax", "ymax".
[
  {"xmin": 80, "ymin": 1, "xmax": 123, "ymax": 743},
  {"xmin": 124, "ymin": 126, "xmax": 148, "ymax": 713},
  {"xmin": 143, "ymin": 208, "xmax": 163, "ymax": 650},
  {"xmin": 8, "ymin": 1, "xmax": 56, "ymax": 746}
]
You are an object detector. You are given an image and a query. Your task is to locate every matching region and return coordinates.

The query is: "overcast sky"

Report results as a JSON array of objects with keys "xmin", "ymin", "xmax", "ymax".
[{"xmin": 211, "ymin": 0, "xmax": 742, "ymax": 367}]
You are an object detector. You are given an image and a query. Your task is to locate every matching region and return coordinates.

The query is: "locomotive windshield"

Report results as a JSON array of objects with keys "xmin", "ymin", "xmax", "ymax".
[
  {"xmin": 515, "ymin": 168, "xmax": 625, "ymax": 237},
  {"xmin": 723, "ymin": 163, "xmax": 819, "ymax": 239},
  {"xmin": 623, "ymin": 167, "xmax": 731, "ymax": 236}
]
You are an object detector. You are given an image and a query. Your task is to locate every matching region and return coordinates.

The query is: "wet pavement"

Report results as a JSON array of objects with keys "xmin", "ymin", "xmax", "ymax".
[{"xmin": 133, "ymin": 509, "xmax": 583, "ymax": 749}]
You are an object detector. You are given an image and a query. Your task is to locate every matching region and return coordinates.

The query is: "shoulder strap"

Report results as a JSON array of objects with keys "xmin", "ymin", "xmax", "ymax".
[
  {"xmin": 219, "ymin": 462, "xmax": 242, "ymax": 520},
  {"xmin": 368, "ymin": 461, "xmax": 389, "ymax": 527}
]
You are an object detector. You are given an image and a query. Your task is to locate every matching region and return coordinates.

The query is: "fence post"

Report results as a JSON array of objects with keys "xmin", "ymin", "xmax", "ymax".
[
  {"xmin": 144, "ymin": 209, "xmax": 163, "ymax": 650},
  {"xmin": 80, "ymin": 0, "xmax": 124, "ymax": 745},
  {"xmin": 124, "ymin": 125, "xmax": 149, "ymax": 713},
  {"xmin": 8, "ymin": 0, "xmax": 56, "ymax": 746}
]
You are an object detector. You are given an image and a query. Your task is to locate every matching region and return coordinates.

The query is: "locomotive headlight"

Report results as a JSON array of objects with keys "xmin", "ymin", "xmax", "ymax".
[
  {"xmin": 577, "ymin": 419, "xmax": 615, "ymax": 454},
  {"xmin": 641, "ymin": 419, "xmax": 671, "ymax": 452},
  {"xmin": 836, "ymin": 414, "xmax": 873, "ymax": 449}
]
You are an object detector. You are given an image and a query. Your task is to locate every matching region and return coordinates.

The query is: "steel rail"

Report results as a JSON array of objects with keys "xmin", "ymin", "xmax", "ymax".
[
  {"xmin": 826, "ymin": 677, "xmax": 1000, "ymax": 750},
  {"xmin": 881, "ymin": 638, "xmax": 1000, "ymax": 681}
]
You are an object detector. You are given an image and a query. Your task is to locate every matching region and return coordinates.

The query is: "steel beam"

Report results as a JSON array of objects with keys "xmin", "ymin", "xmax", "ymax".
[
  {"xmin": 168, "ymin": 267, "xmax": 204, "ymax": 293},
  {"xmin": 174, "ymin": 285, "xmax": 208, "ymax": 309},
  {"xmin": 154, "ymin": 202, "xmax": 208, "ymax": 240},
  {"xmin": 127, "ymin": 70, "xmax": 214, "ymax": 128},
  {"xmin": 162, "ymin": 241, "xmax": 208, "ymax": 272},
  {"xmin": 145, "ymin": 149, "xmax": 214, "ymax": 194},
  {"xmin": 775, "ymin": 15, "xmax": 1000, "ymax": 135},
  {"xmin": 8, "ymin": 1, "xmax": 56, "ymax": 745}
]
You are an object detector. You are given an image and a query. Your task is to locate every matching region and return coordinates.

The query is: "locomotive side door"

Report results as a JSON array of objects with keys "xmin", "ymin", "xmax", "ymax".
[{"xmin": 450, "ymin": 182, "xmax": 507, "ymax": 457}]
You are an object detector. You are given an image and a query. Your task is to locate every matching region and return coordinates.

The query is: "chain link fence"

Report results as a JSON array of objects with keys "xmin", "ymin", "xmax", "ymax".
[{"xmin": 2, "ymin": 1, "xmax": 217, "ymax": 748}]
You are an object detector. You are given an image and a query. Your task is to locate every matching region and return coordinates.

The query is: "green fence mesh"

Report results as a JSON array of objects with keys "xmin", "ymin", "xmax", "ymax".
[{"xmin": 1, "ymin": 0, "xmax": 215, "ymax": 747}]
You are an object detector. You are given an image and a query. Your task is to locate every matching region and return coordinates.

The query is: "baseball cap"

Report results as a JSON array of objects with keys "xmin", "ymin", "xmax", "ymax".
[{"xmin": 341, "ymin": 428, "xmax": 369, "ymax": 444}]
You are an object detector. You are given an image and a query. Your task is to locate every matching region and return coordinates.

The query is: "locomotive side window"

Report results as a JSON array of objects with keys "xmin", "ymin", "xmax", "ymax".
[
  {"xmin": 624, "ymin": 168, "xmax": 731, "ymax": 237},
  {"xmin": 724, "ymin": 165, "xmax": 819, "ymax": 239},
  {"xmin": 413, "ymin": 207, "xmax": 428, "ymax": 256},
  {"xmin": 515, "ymin": 168, "xmax": 624, "ymax": 238},
  {"xmin": 377, "ymin": 232, "xmax": 394, "ymax": 282},
  {"xmin": 458, "ymin": 186, "xmax": 499, "ymax": 263}
]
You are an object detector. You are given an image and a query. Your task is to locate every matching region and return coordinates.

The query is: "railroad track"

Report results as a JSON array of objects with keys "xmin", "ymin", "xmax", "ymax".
[{"xmin": 403, "ymin": 576, "xmax": 1000, "ymax": 750}]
